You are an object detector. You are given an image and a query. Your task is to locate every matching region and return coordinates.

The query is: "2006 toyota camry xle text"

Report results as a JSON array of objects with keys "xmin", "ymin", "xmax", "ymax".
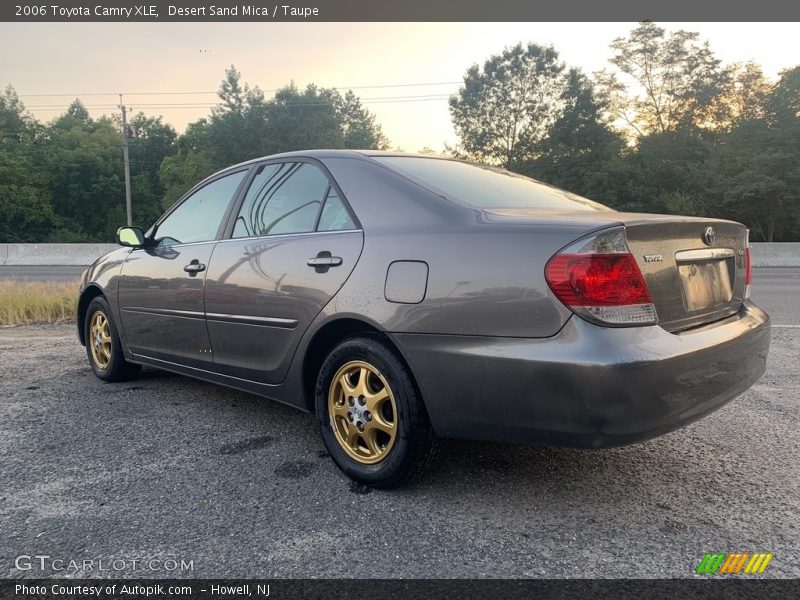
[{"xmin": 77, "ymin": 150, "xmax": 771, "ymax": 488}]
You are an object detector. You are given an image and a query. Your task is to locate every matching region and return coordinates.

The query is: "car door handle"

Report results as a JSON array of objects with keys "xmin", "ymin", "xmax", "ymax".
[
  {"xmin": 183, "ymin": 260, "xmax": 206, "ymax": 275},
  {"xmin": 307, "ymin": 252, "xmax": 343, "ymax": 273},
  {"xmin": 307, "ymin": 256, "xmax": 343, "ymax": 267}
]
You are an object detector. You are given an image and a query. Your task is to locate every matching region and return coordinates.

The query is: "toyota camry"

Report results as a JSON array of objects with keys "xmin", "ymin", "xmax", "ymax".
[{"xmin": 77, "ymin": 150, "xmax": 771, "ymax": 487}]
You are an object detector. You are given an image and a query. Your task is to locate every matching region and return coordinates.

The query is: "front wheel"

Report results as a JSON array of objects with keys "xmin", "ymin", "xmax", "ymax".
[
  {"xmin": 84, "ymin": 296, "xmax": 141, "ymax": 382},
  {"xmin": 315, "ymin": 335, "xmax": 438, "ymax": 489}
]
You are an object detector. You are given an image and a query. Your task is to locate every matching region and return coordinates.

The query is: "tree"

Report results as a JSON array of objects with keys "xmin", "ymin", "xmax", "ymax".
[
  {"xmin": 40, "ymin": 110, "xmax": 125, "ymax": 241},
  {"xmin": 626, "ymin": 129, "xmax": 711, "ymax": 215},
  {"xmin": 205, "ymin": 66, "xmax": 271, "ymax": 165},
  {"xmin": 0, "ymin": 86, "xmax": 61, "ymax": 242},
  {"xmin": 595, "ymin": 21, "xmax": 730, "ymax": 137},
  {"xmin": 160, "ymin": 67, "xmax": 390, "ymax": 206},
  {"xmin": 158, "ymin": 119, "xmax": 216, "ymax": 208},
  {"xmin": 722, "ymin": 62, "xmax": 772, "ymax": 125},
  {"xmin": 125, "ymin": 113, "xmax": 177, "ymax": 224},
  {"xmin": 704, "ymin": 124, "xmax": 797, "ymax": 241},
  {"xmin": 159, "ymin": 66, "xmax": 270, "ymax": 204},
  {"xmin": 702, "ymin": 67, "xmax": 800, "ymax": 241},
  {"xmin": 51, "ymin": 99, "xmax": 93, "ymax": 132},
  {"xmin": 519, "ymin": 69, "xmax": 623, "ymax": 199},
  {"xmin": 0, "ymin": 85, "xmax": 31, "ymax": 142},
  {"xmin": 216, "ymin": 65, "xmax": 248, "ymax": 114},
  {"xmin": 449, "ymin": 43, "xmax": 566, "ymax": 168},
  {"xmin": 0, "ymin": 149, "xmax": 59, "ymax": 242},
  {"xmin": 325, "ymin": 89, "xmax": 388, "ymax": 149},
  {"xmin": 262, "ymin": 83, "xmax": 343, "ymax": 153},
  {"xmin": 766, "ymin": 66, "xmax": 800, "ymax": 127}
]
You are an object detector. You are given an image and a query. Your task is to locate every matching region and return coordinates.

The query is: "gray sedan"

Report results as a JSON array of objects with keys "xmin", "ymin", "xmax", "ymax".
[{"xmin": 77, "ymin": 150, "xmax": 770, "ymax": 488}]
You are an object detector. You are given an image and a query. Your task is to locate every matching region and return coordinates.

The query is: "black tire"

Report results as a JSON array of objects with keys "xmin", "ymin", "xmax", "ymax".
[
  {"xmin": 84, "ymin": 296, "xmax": 141, "ymax": 382},
  {"xmin": 315, "ymin": 334, "xmax": 438, "ymax": 489}
]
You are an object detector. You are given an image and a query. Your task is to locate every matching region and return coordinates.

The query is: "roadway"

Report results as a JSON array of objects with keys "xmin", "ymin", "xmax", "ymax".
[{"xmin": 0, "ymin": 267, "xmax": 797, "ymax": 578}]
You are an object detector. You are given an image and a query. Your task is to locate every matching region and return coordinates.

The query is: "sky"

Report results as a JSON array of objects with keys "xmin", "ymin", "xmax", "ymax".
[{"xmin": 1, "ymin": 22, "xmax": 798, "ymax": 151}]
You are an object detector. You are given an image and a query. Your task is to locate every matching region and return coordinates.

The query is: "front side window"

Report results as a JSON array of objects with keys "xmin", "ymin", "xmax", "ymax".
[
  {"xmin": 232, "ymin": 162, "xmax": 330, "ymax": 238},
  {"xmin": 155, "ymin": 170, "xmax": 246, "ymax": 246}
]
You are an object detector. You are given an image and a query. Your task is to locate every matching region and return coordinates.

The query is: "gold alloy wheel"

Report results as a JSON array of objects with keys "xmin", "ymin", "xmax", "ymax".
[
  {"xmin": 328, "ymin": 360, "xmax": 398, "ymax": 464},
  {"xmin": 89, "ymin": 310, "xmax": 112, "ymax": 370}
]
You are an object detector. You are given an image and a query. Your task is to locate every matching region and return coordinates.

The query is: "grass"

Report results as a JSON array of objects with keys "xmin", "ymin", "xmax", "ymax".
[{"xmin": 0, "ymin": 280, "xmax": 79, "ymax": 326}]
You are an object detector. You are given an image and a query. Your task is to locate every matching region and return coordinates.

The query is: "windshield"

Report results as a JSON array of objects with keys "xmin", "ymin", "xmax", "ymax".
[{"xmin": 374, "ymin": 156, "xmax": 611, "ymax": 212}]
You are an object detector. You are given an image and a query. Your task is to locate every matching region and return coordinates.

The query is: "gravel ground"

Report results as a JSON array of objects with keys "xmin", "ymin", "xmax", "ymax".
[{"xmin": 0, "ymin": 320, "xmax": 797, "ymax": 579}]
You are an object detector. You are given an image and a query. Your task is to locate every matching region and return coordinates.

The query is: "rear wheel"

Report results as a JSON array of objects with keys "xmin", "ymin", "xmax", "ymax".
[
  {"xmin": 315, "ymin": 335, "xmax": 438, "ymax": 488},
  {"xmin": 84, "ymin": 296, "xmax": 141, "ymax": 382}
]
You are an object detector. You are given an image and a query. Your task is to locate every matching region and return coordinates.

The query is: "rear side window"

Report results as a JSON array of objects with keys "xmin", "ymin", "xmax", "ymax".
[
  {"xmin": 233, "ymin": 162, "xmax": 329, "ymax": 238},
  {"xmin": 317, "ymin": 189, "xmax": 356, "ymax": 231},
  {"xmin": 374, "ymin": 156, "xmax": 611, "ymax": 212}
]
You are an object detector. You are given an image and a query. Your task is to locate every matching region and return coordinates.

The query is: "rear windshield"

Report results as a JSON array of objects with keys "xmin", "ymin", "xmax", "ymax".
[{"xmin": 374, "ymin": 156, "xmax": 611, "ymax": 212}]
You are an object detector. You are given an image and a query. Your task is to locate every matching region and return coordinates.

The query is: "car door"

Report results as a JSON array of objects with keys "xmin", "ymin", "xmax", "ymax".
[
  {"xmin": 117, "ymin": 168, "xmax": 249, "ymax": 368},
  {"xmin": 204, "ymin": 159, "xmax": 364, "ymax": 384}
]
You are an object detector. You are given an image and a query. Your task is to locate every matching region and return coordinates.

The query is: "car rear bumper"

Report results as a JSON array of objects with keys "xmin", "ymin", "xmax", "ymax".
[{"xmin": 390, "ymin": 301, "xmax": 770, "ymax": 447}]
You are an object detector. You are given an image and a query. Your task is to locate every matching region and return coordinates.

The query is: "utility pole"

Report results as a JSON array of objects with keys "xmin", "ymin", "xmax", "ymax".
[{"xmin": 119, "ymin": 94, "xmax": 132, "ymax": 226}]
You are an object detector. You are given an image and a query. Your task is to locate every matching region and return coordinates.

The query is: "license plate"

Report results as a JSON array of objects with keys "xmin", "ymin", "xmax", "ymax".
[{"xmin": 678, "ymin": 259, "xmax": 734, "ymax": 312}]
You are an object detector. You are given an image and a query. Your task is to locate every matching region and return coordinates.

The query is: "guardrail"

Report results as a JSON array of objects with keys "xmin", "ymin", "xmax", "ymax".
[
  {"xmin": 748, "ymin": 243, "xmax": 800, "ymax": 267},
  {"xmin": 0, "ymin": 244, "xmax": 118, "ymax": 266},
  {"xmin": 0, "ymin": 242, "xmax": 799, "ymax": 267}
]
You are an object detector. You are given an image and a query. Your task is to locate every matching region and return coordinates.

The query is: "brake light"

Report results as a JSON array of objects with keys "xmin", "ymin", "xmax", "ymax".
[
  {"xmin": 744, "ymin": 230, "xmax": 752, "ymax": 299},
  {"xmin": 545, "ymin": 227, "xmax": 658, "ymax": 326}
]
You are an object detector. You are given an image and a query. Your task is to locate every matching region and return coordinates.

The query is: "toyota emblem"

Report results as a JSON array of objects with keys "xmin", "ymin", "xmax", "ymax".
[{"xmin": 703, "ymin": 226, "xmax": 716, "ymax": 246}]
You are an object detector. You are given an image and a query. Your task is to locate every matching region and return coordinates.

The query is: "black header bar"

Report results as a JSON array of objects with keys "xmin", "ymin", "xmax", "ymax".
[
  {"xmin": 3, "ymin": 0, "xmax": 800, "ymax": 22},
  {"xmin": 4, "ymin": 579, "xmax": 800, "ymax": 600}
]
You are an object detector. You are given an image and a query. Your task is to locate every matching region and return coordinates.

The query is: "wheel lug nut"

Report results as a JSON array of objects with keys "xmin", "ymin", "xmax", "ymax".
[
  {"xmin": 348, "ymin": 397, "xmax": 354, "ymax": 406},
  {"xmin": 357, "ymin": 422, "xmax": 364, "ymax": 431},
  {"xmin": 358, "ymin": 396, "xmax": 365, "ymax": 406},
  {"xmin": 365, "ymin": 411, "xmax": 372, "ymax": 421}
]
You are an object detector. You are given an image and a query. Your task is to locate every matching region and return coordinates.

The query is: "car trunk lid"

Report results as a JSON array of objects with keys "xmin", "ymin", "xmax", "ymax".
[
  {"xmin": 485, "ymin": 209, "xmax": 749, "ymax": 332},
  {"xmin": 623, "ymin": 217, "xmax": 747, "ymax": 331}
]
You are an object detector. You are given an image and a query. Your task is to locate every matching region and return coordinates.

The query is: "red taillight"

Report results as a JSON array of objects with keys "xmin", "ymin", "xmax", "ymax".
[
  {"xmin": 545, "ymin": 228, "xmax": 658, "ymax": 326},
  {"xmin": 744, "ymin": 231, "xmax": 752, "ymax": 298},
  {"xmin": 745, "ymin": 247, "xmax": 752, "ymax": 285},
  {"xmin": 546, "ymin": 253, "xmax": 653, "ymax": 307}
]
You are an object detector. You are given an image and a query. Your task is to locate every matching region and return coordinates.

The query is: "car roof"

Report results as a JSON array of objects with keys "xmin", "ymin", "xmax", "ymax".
[
  {"xmin": 174, "ymin": 150, "xmax": 452, "ymax": 210},
  {"xmin": 224, "ymin": 149, "xmax": 444, "ymax": 170}
]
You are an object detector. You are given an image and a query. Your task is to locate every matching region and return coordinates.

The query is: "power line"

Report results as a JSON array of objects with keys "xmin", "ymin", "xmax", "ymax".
[
  {"xmin": 24, "ymin": 96, "xmax": 456, "ymax": 111},
  {"xmin": 16, "ymin": 81, "xmax": 463, "ymax": 98},
  {"xmin": 17, "ymin": 91, "xmax": 216, "ymax": 98},
  {"xmin": 26, "ymin": 93, "xmax": 454, "ymax": 108},
  {"xmin": 16, "ymin": 83, "xmax": 638, "ymax": 113}
]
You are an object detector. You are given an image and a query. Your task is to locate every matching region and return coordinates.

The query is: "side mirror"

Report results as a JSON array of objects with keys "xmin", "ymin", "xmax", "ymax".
[{"xmin": 116, "ymin": 226, "xmax": 145, "ymax": 248}]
